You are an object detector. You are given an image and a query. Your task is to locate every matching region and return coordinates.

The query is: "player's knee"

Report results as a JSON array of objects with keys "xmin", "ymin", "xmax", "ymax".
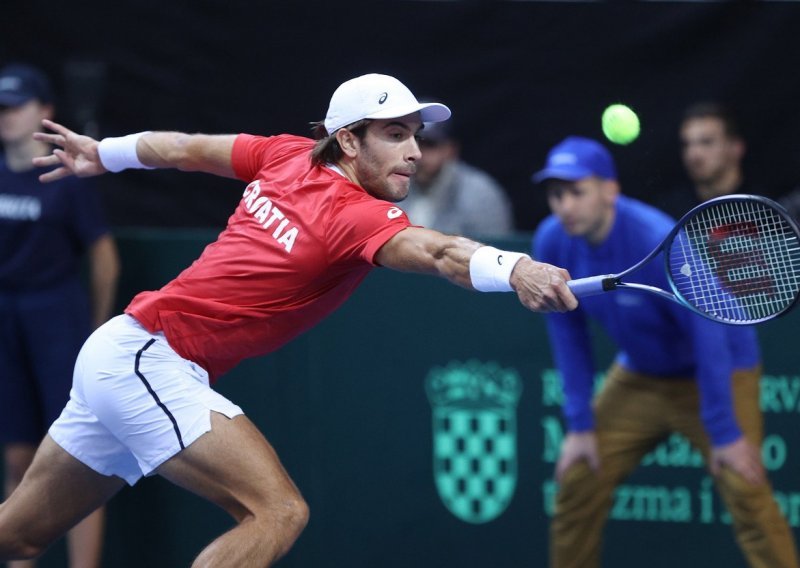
[
  {"xmin": 278, "ymin": 495, "xmax": 309, "ymax": 538},
  {"xmin": 246, "ymin": 494, "xmax": 308, "ymax": 557},
  {"xmin": 0, "ymin": 504, "xmax": 51, "ymax": 561},
  {"xmin": 10, "ymin": 542, "xmax": 46, "ymax": 561},
  {"xmin": 275, "ymin": 494, "xmax": 309, "ymax": 539},
  {"xmin": 0, "ymin": 528, "xmax": 47, "ymax": 561}
]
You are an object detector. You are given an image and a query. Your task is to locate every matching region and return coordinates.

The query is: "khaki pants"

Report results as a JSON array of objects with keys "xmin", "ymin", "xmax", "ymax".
[{"xmin": 550, "ymin": 363, "xmax": 798, "ymax": 568}]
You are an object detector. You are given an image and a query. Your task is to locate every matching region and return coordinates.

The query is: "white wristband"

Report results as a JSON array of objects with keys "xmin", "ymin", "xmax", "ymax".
[
  {"xmin": 469, "ymin": 246, "xmax": 530, "ymax": 292},
  {"xmin": 97, "ymin": 132, "xmax": 154, "ymax": 173}
]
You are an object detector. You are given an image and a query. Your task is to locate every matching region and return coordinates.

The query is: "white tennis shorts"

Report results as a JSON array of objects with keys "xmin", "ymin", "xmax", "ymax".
[{"xmin": 49, "ymin": 314, "xmax": 243, "ymax": 485}]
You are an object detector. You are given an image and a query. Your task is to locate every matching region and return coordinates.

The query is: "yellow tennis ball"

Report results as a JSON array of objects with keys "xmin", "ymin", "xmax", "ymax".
[{"xmin": 602, "ymin": 104, "xmax": 640, "ymax": 145}]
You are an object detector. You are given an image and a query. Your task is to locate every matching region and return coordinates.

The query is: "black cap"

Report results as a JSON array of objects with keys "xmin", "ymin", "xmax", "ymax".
[{"xmin": 0, "ymin": 63, "xmax": 54, "ymax": 107}]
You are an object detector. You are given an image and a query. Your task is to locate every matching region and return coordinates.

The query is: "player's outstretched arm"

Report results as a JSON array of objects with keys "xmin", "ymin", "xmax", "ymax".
[
  {"xmin": 32, "ymin": 119, "xmax": 239, "ymax": 183},
  {"xmin": 375, "ymin": 226, "xmax": 577, "ymax": 313}
]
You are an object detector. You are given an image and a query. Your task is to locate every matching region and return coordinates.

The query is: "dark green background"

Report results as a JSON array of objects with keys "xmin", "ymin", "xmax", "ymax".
[{"xmin": 22, "ymin": 232, "xmax": 800, "ymax": 567}]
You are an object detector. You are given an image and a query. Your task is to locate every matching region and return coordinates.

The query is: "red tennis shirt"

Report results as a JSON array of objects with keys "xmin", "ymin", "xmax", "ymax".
[{"xmin": 126, "ymin": 134, "xmax": 411, "ymax": 382}]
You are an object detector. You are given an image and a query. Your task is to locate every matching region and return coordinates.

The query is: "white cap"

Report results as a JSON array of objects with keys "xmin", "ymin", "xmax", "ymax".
[{"xmin": 323, "ymin": 73, "xmax": 451, "ymax": 135}]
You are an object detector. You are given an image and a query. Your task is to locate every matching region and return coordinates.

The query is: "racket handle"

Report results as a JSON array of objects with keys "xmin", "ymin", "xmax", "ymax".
[{"xmin": 567, "ymin": 275, "xmax": 616, "ymax": 298}]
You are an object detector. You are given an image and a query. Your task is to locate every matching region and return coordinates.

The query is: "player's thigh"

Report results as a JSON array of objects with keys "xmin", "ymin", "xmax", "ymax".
[
  {"xmin": 0, "ymin": 435, "xmax": 124, "ymax": 549},
  {"xmin": 156, "ymin": 412, "xmax": 306, "ymax": 522}
]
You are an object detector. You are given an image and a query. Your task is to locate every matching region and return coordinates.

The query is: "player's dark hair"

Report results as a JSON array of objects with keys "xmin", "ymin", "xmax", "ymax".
[
  {"xmin": 682, "ymin": 102, "xmax": 742, "ymax": 140},
  {"xmin": 309, "ymin": 119, "xmax": 370, "ymax": 167}
]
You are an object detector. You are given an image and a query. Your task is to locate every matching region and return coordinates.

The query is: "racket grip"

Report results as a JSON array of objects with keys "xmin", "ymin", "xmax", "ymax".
[{"xmin": 567, "ymin": 275, "xmax": 615, "ymax": 298}]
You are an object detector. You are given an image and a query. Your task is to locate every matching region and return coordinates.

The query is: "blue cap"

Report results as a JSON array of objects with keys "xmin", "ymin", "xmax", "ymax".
[
  {"xmin": 532, "ymin": 136, "xmax": 617, "ymax": 183},
  {"xmin": 0, "ymin": 63, "xmax": 54, "ymax": 107}
]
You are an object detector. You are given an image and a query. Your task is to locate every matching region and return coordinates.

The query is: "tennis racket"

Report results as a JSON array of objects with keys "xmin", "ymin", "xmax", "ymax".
[{"xmin": 567, "ymin": 194, "xmax": 800, "ymax": 325}]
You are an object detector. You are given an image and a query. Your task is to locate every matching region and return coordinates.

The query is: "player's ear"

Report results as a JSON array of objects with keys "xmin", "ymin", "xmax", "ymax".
[{"xmin": 336, "ymin": 128, "xmax": 359, "ymax": 158}]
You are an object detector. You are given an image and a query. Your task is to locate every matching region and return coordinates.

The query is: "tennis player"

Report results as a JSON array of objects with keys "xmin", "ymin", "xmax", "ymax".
[
  {"xmin": 532, "ymin": 136, "xmax": 798, "ymax": 568},
  {"xmin": 0, "ymin": 73, "xmax": 576, "ymax": 567}
]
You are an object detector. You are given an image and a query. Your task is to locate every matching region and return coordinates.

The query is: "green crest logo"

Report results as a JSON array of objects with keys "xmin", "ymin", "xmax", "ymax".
[{"xmin": 425, "ymin": 360, "xmax": 522, "ymax": 524}]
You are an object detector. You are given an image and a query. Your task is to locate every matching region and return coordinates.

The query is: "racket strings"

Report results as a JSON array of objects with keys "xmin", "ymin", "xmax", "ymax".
[{"xmin": 668, "ymin": 199, "xmax": 800, "ymax": 323}]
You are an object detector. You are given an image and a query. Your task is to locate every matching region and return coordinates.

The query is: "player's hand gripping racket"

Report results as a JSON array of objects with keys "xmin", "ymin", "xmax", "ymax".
[{"xmin": 567, "ymin": 195, "xmax": 800, "ymax": 324}]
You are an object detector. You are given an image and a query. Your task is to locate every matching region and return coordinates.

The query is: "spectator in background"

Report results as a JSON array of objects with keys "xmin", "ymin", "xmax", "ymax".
[
  {"xmin": 403, "ymin": 116, "xmax": 514, "ymax": 237},
  {"xmin": 531, "ymin": 135, "xmax": 798, "ymax": 568},
  {"xmin": 0, "ymin": 63, "xmax": 119, "ymax": 568},
  {"xmin": 655, "ymin": 102, "xmax": 759, "ymax": 219}
]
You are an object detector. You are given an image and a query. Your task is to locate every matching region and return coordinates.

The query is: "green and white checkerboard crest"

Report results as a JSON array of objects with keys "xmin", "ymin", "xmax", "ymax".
[{"xmin": 425, "ymin": 360, "xmax": 523, "ymax": 524}]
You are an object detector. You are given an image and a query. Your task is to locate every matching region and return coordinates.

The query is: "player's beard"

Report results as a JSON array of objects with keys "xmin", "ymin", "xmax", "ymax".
[{"xmin": 355, "ymin": 144, "xmax": 415, "ymax": 203}]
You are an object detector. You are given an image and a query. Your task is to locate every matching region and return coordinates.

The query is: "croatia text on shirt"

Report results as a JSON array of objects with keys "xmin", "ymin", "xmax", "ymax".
[{"xmin": 242, "ymin": 180, "xmax": 299, "ymax": 253}]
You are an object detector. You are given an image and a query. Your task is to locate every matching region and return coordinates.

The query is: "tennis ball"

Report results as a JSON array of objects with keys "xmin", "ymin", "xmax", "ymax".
[{"xmin": 602, "ymin": 104, "xmax": 640, "ymax": 145}]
